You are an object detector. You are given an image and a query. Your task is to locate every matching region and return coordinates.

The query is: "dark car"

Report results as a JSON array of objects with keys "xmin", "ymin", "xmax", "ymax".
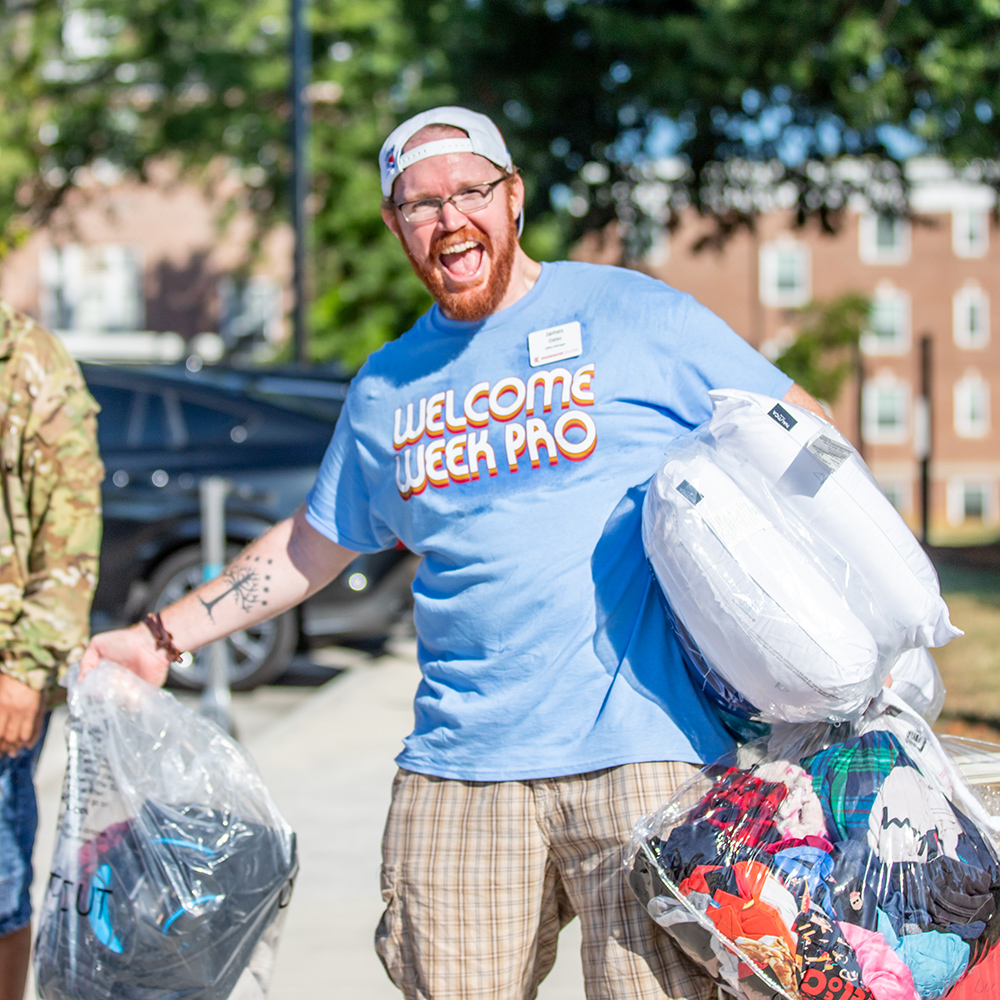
[
  {"xmin": 84, "ymin": 363, "xmax": 417, "ymax": 690},
  {"xmin": 140, "ymin": 361, "xmax": 352, "ymax": 423}
]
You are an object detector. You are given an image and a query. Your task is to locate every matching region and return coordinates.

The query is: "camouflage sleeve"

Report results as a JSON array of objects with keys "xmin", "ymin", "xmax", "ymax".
[{"xmin": 0, "ymin": 326, "xmax": 103, "ymax": 699}]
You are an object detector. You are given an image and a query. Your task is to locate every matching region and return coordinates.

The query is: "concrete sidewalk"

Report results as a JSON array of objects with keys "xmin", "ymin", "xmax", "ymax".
[{"xmin": 28, "ymin": 641, "xmax": 585, "ymax": 998}]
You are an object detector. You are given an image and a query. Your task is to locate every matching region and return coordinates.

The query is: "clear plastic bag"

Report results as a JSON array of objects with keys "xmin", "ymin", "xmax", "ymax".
[
  {"xmin": 889, "ymin": 647, "xmax": 947, "ymax": 725},
  {"xmin": 625, "ymin": 690, "xmax": 1000, "ymax": 1000},
  {"xmin": 642, "ymin": 390, "xmax": 960, "ymax": 725},
  {"xmin": 34, "ymin": 660, "xmax": 298, "ymax": 1000}
]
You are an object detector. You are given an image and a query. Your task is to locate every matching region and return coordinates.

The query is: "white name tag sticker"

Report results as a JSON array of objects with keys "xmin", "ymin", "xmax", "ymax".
[{"xmin": 527, "ymin": 321, "xmax": 582, "ymax": 368}]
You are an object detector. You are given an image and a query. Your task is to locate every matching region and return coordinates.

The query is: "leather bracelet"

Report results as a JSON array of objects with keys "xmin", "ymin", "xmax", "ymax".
[{"xmin": 141, "ymin": 612, "xmax": 185, "ymax": 664}]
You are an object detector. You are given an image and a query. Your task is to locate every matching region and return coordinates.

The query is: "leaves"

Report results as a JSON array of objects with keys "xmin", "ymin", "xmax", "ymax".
[
  {"xmin": 774, "ymin": 293, "xmax": 870, "ymax": 404},
  {"xmin": 3, "ymin": 0, "xmax": 1000, "ymax": 367},
  {"xmin": 0, "ymin": 0, "xmax": 446, "ymax": 365}
]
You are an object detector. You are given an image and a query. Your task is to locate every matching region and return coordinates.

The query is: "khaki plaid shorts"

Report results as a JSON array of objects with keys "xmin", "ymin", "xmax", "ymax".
[{"xmin": 374, "ymin": 761, "xmax": 716, "ymax": 1000}]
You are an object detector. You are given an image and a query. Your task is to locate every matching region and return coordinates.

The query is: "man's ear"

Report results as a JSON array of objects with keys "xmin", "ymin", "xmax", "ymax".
[
  {"xmin": 381, "ymin": 203, "xmax": 403, "ymax": 239},
  {"xmin": 508, "ymin": 173, "xmax": 526, "ymax": 219}
]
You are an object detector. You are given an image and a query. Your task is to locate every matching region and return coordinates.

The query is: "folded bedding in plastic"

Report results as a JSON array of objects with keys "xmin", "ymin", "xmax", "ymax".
[
  {"xmin": 642, "ymin": 389, "xmax": 961, "ymax": 724},
  {"xmin": 35, "ymin": 660, "xmax": 298, "ymax": 1000},
  {"xmin": 625, "ymin": 691, "xmax": 1000, "ymax": 1000}
]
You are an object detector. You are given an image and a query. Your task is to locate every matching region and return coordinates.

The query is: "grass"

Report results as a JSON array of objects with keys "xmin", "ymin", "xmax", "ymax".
[{"xmin": 931, "ymin": 563, "xmax": 1000, "ymax": 741}]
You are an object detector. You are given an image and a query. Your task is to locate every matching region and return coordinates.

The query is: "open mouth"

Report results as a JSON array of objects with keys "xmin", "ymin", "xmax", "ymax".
[{"xmin": 438, "ymin": 239, "xmax": 485, "ymax": 279}]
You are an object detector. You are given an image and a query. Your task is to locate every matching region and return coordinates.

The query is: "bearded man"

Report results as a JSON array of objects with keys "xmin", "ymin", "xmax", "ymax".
[{"xmin": 84, "ymin": 107, "xmax": 827, "ymax": 999}]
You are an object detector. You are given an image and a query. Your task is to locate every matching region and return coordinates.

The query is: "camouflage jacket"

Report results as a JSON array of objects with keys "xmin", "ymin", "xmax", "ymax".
[{"xmin": 0, "ymin": 301, "xmax": 103, "ymax": 701}]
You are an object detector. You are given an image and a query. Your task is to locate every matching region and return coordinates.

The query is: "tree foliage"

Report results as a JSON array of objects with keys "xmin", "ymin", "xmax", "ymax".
[
  {"xmin": 0, "ymin": 0, "xmax": 447, "ymax": 365},
  {"xmin": 774, "ymin": 292, "xmax": 870, "ymax": 404},
  {"xmin": 2, "ymin": 0, "xmax": 1000, "ymax": 365},
  {"xmin": 421, "ymin": 0, "xmax": 1000, "ymax": 258}
]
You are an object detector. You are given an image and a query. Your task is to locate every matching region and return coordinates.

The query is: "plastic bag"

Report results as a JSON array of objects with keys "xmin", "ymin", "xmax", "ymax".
[
  {"xmin": 642, "ymin": 390, "xmax": 960, "ymax": 724},
  {"xmin": 625, "ymin": 690, "xmax": 1000, "ymax": 1000},
  {"xmin": 889, "ymin": 647, "xmax": 946, "ymax": 725},
  {"xmin": 708, "ymin": 390, "xmax": 959, "ymax": 653},
  {"xmin": 35, "ymin": 660, "xmax": 298, "ymax": 1000}
]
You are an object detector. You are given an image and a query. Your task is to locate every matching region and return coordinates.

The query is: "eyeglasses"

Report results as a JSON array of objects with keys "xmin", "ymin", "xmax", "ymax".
[{"xmin": 393, "ymin": 176, "xmax": 510, "ymax": 224}]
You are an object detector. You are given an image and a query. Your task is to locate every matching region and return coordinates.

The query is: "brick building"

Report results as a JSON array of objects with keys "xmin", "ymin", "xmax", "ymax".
[
  {"xmin": 577, "ymin": 158, "xmax": 999, "ymax": 544},
  {"xmin": 1, "ymin": 155, "xmax": 995, "ymax": 542},
  {"xmin": 0, "ymin": 160, "xmax": 292, "ymax": 364}
]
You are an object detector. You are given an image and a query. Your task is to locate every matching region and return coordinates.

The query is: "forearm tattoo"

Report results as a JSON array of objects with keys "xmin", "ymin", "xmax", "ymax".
[{"xmin": 200, "ymin": 556, "xmax": 273, "ymax": 621}]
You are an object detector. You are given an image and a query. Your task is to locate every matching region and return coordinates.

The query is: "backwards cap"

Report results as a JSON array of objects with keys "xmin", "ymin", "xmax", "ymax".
[{"xmin": 379, "ymin": 106, "xmax": 514, "ymax": 197}]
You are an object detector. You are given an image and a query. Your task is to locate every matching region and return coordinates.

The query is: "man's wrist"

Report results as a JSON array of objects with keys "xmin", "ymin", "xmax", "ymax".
[
  {"xmin": 139, "ymin": 612, "xmax": 187, "ymax": 665},
  {"xmin": 0, "ymin": 650, "xmax": 51, "ymax": 693}
]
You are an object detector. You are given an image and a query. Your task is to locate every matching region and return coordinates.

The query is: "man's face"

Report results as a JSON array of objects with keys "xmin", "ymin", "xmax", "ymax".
[{"xmin": 382, "ymin": 152, "xmax": 522, "ymax": 322}]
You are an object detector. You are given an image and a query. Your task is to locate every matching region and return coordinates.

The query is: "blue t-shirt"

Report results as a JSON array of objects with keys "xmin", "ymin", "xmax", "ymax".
[{"xmin": 306, "ymin": 261, "xmax": 792, "ymax": 780}]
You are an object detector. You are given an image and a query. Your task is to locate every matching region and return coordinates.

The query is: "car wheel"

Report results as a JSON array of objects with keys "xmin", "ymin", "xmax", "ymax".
[{"xmin": 144, "ymin": 545, "xmax": 298, "ymax": 691}]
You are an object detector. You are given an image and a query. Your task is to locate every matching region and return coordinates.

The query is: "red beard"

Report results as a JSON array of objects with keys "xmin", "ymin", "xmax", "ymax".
[{"xmin": 403, "ymin": 194, "xmax": 517, "ymax": 322}]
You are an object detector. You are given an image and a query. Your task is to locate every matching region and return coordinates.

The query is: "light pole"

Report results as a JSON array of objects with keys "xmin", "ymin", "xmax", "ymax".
[
  {"xmin": 199, "ymin": 477, "xmax": 235, "ymax": 736},
  {"xmin": 915, "ymin": 334, "xmax": 933, "ymax": 545},
  {"xmin": 290, "ymin": 0, "xmax": 311, "ymax": 364}
]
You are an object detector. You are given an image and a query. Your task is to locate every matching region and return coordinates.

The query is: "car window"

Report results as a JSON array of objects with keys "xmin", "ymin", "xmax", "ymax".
[
  {"xmin": 88, "ymin": 383, "xmax": 132, "ymax": 450},
  {"xmin": 127, "ymin": 391, "xmax": 171, "ymax": 450},
  {"xmin": 180, "ymin": 399, "xmax": 245, "ymax": 446}
]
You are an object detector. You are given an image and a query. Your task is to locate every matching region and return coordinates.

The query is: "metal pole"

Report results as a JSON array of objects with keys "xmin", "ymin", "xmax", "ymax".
[
  {"xmin": 290, "ymin": 0, "xmax": 311, "ymax": 364},
  {"xmin": 199, "ymin": 477, "xmax": 235, "ymax": 736},
  {"xmin": 855, "ymin": 340, "xmax": 865, "ymax": 461},
  {"xmin": 915, "ymin": 334, "xmax": 933, "ymax": 545}
]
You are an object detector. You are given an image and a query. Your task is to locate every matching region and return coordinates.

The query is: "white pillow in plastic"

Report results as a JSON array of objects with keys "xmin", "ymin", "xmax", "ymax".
[
  {"xmin": 707, "ymin": 389, "xmax": 961, "ymax": 656},
  {"xmin": 888, "ymin": 646, "xmax": 946, "ymax": 724},
  {"xmin": 643, "ymin": 446, "xmax": 880, "ymax": 723}
]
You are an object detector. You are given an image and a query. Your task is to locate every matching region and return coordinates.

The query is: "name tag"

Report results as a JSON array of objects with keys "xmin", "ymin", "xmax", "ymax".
[{"xmin": 527, "ymin": 321, "xmax": 582, "ymax": 368}]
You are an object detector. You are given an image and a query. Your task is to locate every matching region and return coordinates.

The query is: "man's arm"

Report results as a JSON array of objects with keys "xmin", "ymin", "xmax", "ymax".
[
  {"xmin": 783, "ymin": 382, "xmax": 831, "ymax": 423},
  {"xmin": 0, "ymin": 329, "xmax": 102, "ymax": 755},
  {"xmin": 81, "ymin": 505, "xmax": 359, "ymax": 686}
]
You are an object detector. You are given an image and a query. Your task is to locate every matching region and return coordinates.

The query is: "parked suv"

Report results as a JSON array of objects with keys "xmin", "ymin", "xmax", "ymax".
[{"xmin": 84, "ymin": 363, "xmax": 417, "ymax": 690}]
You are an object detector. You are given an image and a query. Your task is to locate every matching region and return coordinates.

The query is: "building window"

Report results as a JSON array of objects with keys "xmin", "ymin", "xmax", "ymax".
[
  {"xmin": 953, "ymin": 285, "xmax": 990, "ymax": 349},
  {"xmin": 861, "ymin": 286, "xmax": 910, "ymax": 355},
  {"xmin": 218, "ymin": 276, "xmax": 282, "ymax": 348},
  {"xmin": 859, "ymin": 212, "xmax": 910, "ymax": 264},
  {"xmin": 863, "ymin": 374, "xmax": 909, "ymax": 444},
  {"xmin": 954, "ymin": 371, "xmax": 991, "ymax": 438},
  {"xmin": 643, "ymin": 231, "xmax": 670, "ymax": 268},
  {"xmin": 947, "ymin": 479, "xmax": 998, "ymax": 526},
  {"xmin": 39, "ymin": 244, "xmax": 144, "ymax": 332},
  {"xmin": 953, "ymin": 208, "xmax": 989, "ymax": 258},
  {"xmin": 759, "ymin": 241, "xmax": 811, "ymax": 308},
  {"xmin": 878, "ymin": 481, "xmax": 910, "ymax": 514}
]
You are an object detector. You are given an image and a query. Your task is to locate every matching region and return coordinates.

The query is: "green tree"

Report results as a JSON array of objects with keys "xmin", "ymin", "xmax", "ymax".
[
  {"xmin": 0, "ymin": 0, "xmax": 449, "ymax": 366},
  {"xmin": 774, "ymin": 292, "xmax": 870, "ymax": 404},
  {"xmin": 3, "ymin": 0, "xmax": 1000, "ymax": 365},
  {"xmin": 414, "ymin": 0, "xmax": 1000, "ymax": 257}
]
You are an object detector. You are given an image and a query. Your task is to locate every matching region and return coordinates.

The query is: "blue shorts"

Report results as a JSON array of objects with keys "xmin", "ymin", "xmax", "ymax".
[{"xmin": 0, "ymin": 719, "xmax": 48, "ymax": 938}]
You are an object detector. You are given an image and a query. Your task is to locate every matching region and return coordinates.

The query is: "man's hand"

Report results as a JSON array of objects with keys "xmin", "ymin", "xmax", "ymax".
[
  {"xmin": 0, "ymin": 673, "xmax": 45, "ymax": 756},
  {"xmin": 79, "ymin": 622, "xmax": 172, "ymax": 686}
]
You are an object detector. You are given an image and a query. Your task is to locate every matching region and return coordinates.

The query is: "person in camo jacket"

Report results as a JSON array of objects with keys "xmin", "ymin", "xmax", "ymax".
[{"xmin": 0, "ymin": 300, "xmax": 103, "ymax": 1000}]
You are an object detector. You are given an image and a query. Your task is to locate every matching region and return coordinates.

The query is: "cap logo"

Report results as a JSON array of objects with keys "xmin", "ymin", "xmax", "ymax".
[{"xmin": 384, "ymin": 146, "xmax": 397, "ymax": 170}]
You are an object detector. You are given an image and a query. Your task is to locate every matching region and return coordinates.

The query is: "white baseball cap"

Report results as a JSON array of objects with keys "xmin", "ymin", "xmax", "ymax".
[{"xmin": 379, "ymin": 106, "xmax": 514, "ymax": 198}]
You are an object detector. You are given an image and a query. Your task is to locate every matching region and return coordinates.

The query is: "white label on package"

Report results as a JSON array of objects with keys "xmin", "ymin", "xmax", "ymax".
[
  {"xmin": 807, "ymin": 433, "xmax": 853, "ymax": 472},
  {"xmin": 704, "ymin": 496, "xmax": 770, "ymax": 549},
  {"xmin": 527, "ymin": 321, "xmax": 582, "ymax": 367}
]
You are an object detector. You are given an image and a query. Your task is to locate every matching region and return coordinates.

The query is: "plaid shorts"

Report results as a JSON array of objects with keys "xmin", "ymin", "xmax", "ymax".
[
  {"xmin": 375, "ymin": 761, "xmax": 717, "ymax": 1000},
  {"xmin": 0, "ymin": 720, "xmax": 47, "ymax": 938}
]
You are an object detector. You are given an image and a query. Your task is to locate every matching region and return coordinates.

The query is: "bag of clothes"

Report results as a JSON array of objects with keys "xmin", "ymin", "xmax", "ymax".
[
  {"xmin": 34, "ymin": 660, "xmax": 298, "ymax": 1000},
  {"xmin": 642, "ymin": 390, "xmax": 961, "ymax": 726},
  {"xmin": 625, "ymin": 691, "xmax": 1000, "ymax": 1000}
]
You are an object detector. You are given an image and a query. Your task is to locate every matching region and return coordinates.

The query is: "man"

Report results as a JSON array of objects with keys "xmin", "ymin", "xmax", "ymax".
[
  {"xmin": 83, "ymin": 107, "xmax": 826, "ymax": 999},
  {"xmin": 0, "ymin": 301, "xmax": 103, "ymax": 1000}
]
